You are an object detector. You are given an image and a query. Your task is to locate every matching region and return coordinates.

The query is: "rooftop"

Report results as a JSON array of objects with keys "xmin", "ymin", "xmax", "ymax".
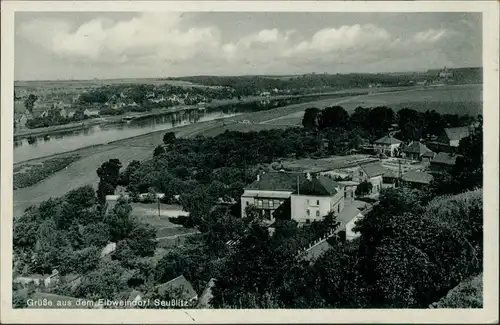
[
  {"xmin": 156, "ymin": 275, "xmax": 197, "ymax": 301},
  {"xmin": 404, "ymin": 141, "xmax": 432, "ymax": 155},
  {"xmin": 294, "ymin": 175, "xmax": 342, "ymax": 197},
  {"xmin": 360, "ymin": 162, "xmax": 393, "ymax": 178},
  {"xmin": 336, "ymin": 205, "xmax": 363, "ymax": 228},
  {"xmin": 245, "ymin": 171, "xmax": 304, "ymax": 192},
  {"xmin": 374, "ymin": 135, "xmax": 402, "ymax": 145},
  {"xmin": 432, "ymin": 152, "xmax": 461, "ymax": 166},
  {"xmin": 402, "ymin": 171, "xmax": 434, "ymax": 184},
  {"xmin": 444, "ymin": 127, "xmax": 471, "ymax": 142}
]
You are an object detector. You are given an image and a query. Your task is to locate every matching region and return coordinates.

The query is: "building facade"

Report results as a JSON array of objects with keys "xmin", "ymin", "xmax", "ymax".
[{"xmin": 373, "ymin": 135, "xmax": 402, "ymax": 157}]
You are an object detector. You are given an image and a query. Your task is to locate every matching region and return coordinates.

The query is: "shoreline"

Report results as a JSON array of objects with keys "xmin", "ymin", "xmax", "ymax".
[
  {"xmin": 12, "ymin": 86, "xmax": 426, "ymax": 141},
  {"xmin": 13, "ymin": 83, "xmax": 480, "ymax": 166}
]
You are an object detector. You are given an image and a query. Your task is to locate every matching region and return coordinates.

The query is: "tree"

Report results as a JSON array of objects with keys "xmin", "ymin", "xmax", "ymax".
[
  {"xmin": 367, "ymin": 106, "xmax": 395, "ymax": 139},
  {"xmin": 302, "ymin": 107, "xmax": 320, "ymax": 129},
  {"xmin": 96, "ymin": 159, "xmax": 122, "ymax": 204},
  {"xmin": 162, "ymin": 132, "xmax": 176, "ymax": 145},
  {"xmin": 24, "ymin": 94, "xmax": 38, "ymax": 113},
  {"xmin": 355, "ymin": 181, "xmax": 373, "ymax": 196},
  {"xmin": 318, "ymin": 106, "xmax": 349, "ymax": 130},
  {"xmin": 451, "ymin": 122, "xmax": 482, "ymax": 192},
  {"xmin": 118, "ymin": 160, "xmax": 141, "ymax": 186},
  {"xmin": 127, "ymin": 222, "xmax": 157, "ymax": 257},
  {"xmin": 153, "ymin": 145, "xmax": 165, "ymax": 157}
]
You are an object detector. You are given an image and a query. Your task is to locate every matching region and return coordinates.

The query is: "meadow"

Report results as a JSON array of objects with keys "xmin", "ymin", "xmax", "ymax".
[{"xmin": 264, "ymin": 84, "xmax": 483, "ymax": 126}]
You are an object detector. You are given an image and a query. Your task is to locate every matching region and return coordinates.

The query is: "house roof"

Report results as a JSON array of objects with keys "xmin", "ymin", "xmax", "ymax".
[
  {"xmin": 422, "ymin": 151, "xmax": 436, "ymax": 158},
  {"xmin": 402, "ymin": 171, "xmax": 434, "ymax": 184},
  {"xmin": 432, "ymin": 152, "xmax": 460, "ymax": 166},
  {"xmin": 360, "ymin": 162, "xmax": 391, "ymax": 178},
  {"xmin": 156, "ymin": 275, "xmax": 197, "ymax": 301},
  {"xmin": 336, "ymin": 205, "xmax": 363, "ymax": 228},
  {"xmin": 293, "ymin": 175, "xmax": 341, "ymax": 196},
  {"xmin": 245, "ymin": 172, "xmax": 305, "ymax": 192},
  {"xmin": 100, "ymin": 242, "xmax": 116, "ymax": 258},
  {"xmin": 444, "ymin": 127, "xmax": 471, "ymax": 142},
  {"xmin": 374, "ymin": 135, "xmax": 402, "ymax": 145},
  {"xmin": 404, "ymin": 141, "xmax": 432, "ymax": 155},
  {"xmin": 302, "ymin": 240, "xmax": 333, "ymax": 262}
]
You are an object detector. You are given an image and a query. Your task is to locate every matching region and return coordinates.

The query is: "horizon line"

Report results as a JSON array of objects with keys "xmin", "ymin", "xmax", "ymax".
[{"xmin": 14, "ymin": 66, "xmax": 482, "ymax": 83}]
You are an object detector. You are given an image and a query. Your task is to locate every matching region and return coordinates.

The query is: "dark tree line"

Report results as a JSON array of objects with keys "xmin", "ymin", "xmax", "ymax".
[{"xmin": 302, "ymin": 105, "xmax": 478, "ymax": 142}]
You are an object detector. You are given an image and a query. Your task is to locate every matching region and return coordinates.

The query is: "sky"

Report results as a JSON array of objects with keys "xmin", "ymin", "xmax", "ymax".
[{"xmin": 14, "ymin": 12, "xmax": 482, "ymax": 80}]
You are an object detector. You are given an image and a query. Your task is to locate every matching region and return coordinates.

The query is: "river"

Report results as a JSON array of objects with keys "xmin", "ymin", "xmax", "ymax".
[{"xmin": 14, "ymin": 110, "xmax": 237, "ymax": 163}]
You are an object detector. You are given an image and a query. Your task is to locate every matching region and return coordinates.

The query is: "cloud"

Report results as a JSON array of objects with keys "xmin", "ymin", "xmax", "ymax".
[
  {"xmin": 17, "ymin": 14, "xmax": 461, "ymax": 76},
  {"xmin": 18, "ymin": 13, "xmax": 222, "ymax": 64}
]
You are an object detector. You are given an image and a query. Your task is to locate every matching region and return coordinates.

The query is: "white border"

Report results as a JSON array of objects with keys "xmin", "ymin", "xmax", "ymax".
[{"xmin": 1, "ymin": 2, "xmax": 498, "ymax": 324}]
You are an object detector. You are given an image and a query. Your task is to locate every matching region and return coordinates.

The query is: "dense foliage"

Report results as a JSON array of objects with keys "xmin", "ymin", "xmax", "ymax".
[
  {"xmin": 302, "ymin": 105, "xmax": 478, "ymax": 142},
  {"xmin": 13, "ymin": 186, "xmax": 157, "ymax": 300}
]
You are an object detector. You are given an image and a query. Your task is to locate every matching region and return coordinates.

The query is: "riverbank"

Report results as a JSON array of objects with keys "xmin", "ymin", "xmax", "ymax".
[{"xmin": 12, "ymin": 86, "xmax": 419, "ymax": 141}]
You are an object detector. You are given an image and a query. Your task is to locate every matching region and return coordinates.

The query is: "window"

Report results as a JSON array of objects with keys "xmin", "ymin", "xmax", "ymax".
[
  {"xmin": 306, "ymin": 219, "xmax": 311, "ymax": 224},
  {"xmin": 306, "ymin": 209, "xmax": 310, "ymax": 216},
  {"xmin": 257, "ymin": 200, "xmax": 263, "ymax": 208},
  {"xmin": 338, "ymin": 205, "xmax": 340, "ymax": 213},
  {"xmin": 246, "ymin": 201, "xmax": 249, "ymax": 206},
  {"xmin": 269, "ymin": 200, "xmax": 274, "ymax": 209},
  {"xmin": 359, "ymin": 170, "xmax": 363, "ymax": 177},
  {"xmin": 316, "ymin": 200, "xmax": 320, "ymax": 205},
  {"xmin": 316, "ymin": 210, "xmax": 320, "ymax": 217},
  {"xmin": 344, "ymin": 191, "xmax": 347, "ymax": 198}
]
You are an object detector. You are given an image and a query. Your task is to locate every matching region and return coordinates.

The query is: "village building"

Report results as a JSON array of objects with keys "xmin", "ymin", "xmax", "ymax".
[
  {"xmin": 438, "ymin": 126, "xmax": 472, "ymax": 147},
  {"xmin": 240, "ymin": 171, "xmax": 303, "ymax": 220},
  {"xmin": 156, "ymin": 275, "xmax": 198, "ymax": 304},
  {"xmin": 100, "ymin": 242, "xmax": 117, "ymax": 259},
  {"xmin": 422, "ymin": 151, "xmax": 436, "ymax": 163},
  {"xmin": 373, "ymin": 135, "xmax": 402, "ymax": 157},
  {"xmin": 83, "ymin": 109, "xmax": 100, "ymax": 117},
  {"xmin": 404, "ymin": 141, "xmax": 433, "ymax": 161},
  {"xmin": 429, "ymin": 152, "xmax": 461, "ymax": 173},
  {"xmin": 290, "ymin": 173, "xmax": 345, "ymax": 224},
  {"xmin": 328, "ymin": 162, "xmax": 395, "ymax": 195},
  {"xmin": 401, "ymin": 170, "xmax": 434, "ymax": 188}
]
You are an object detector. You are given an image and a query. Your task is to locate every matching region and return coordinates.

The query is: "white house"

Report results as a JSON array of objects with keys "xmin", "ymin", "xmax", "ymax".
[
  {"xmin": 373, "ymin": 135, "xmax": 402, "ymax": 157},
  {"xmin": 240, "ymin": 171, "xmax": 346, "ymax": 224},
  {"xmin": 83, "ymin": 109, "xmax": 99, "ymax": 117},
  {"xmin": 290, "ymin": 174, "xmax": 345, "ymax": 224}
]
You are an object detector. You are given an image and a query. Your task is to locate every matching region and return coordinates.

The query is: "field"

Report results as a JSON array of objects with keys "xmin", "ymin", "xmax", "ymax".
[
  {"xmin": 280, "ymin": 155, "xmax": 374, "ymax": 173},
  {"xmin": 262, "ymin": 84, "xmax": 483, "ymax": 126}
]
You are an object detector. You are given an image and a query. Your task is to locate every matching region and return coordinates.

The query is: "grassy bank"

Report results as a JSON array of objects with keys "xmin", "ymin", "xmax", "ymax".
[{"xmin": 13, "ymin": 155, "xmax": 81, "ymax": 189}]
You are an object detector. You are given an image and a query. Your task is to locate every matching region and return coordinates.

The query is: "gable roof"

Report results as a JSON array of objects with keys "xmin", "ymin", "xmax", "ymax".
[
  {"xmin": 360, "ymin": 162, "xmax": 389, "ymax": 178},
  {"xmin": 444, "ymin": 127, "xmax": 471, "ymax": 142},
  {"xmin": 302, "ymin": 240, "xmax": 334, "ymax": 262},
  {"xmin": 156, "ymin": 275, "xmax": 197, "ymax": 301},
  {"xmin": 432, "ymin": 152, "xmax": 461, "ymax": 166},
  {"xmin": 402, "ymin": 171, "xmax": 434, "ymax": 184},
  {"xmin": 404, "ymin": 141, "xmax": 432, "ymax": 155},
  {"xmin": 294, "ymin": 175, "xmax": 341, "ymax": 196},
  {"xmin": 374, "ymin": 135, "xmax": 402, "ymax": 145},
  {"xmin": 422, "ymin": 151, "xmax": 436, "ymax": 158},
  {"xmin": 336, "ymin": 205, "xmax": 363, "ymax": 228},
  {"xmin": 245, "ymin": 172, "xmax": 304, "ymax": 192}
]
